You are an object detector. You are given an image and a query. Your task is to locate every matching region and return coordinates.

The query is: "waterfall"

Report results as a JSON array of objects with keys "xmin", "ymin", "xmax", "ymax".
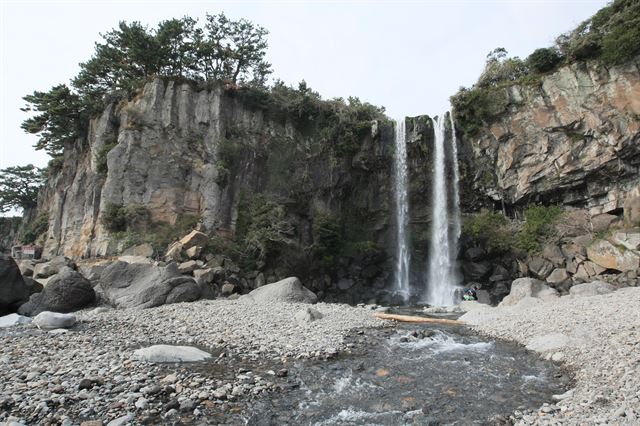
[
  {"xmin": 425, "ymin": 115, "xmax": 460, "ymax": 306},
  {"xmin": 393, "ymin": 118, "xmax": 410, "ymax": 300},
  {"xmin": 449, "ymin": 113, "xmax": 462, "ymax": 263}
]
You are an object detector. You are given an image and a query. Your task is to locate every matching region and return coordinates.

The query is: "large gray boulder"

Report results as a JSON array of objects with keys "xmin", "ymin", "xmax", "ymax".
[
  {"xmin": 569, "ymin": 280, "xmax": 616, "ymax": 298},
  {"xmin": 0, "ymin": 254, "xmax": 31, "ymax": 315},
  {"xmin": 499, "ymin": 278, "xmax": 558, "ymax": 307},
  {"xmin": 18, "ymin": 267, "xmax": 95, "ymax": 316},
  {"xmin": 33, "ymin": 311, "xmax": 76, "ymax": 329},
  {"xmin": 99, "ymin": 261, "xmax": 201, "ymax": 308},
  {"xmin": 241, "ymin": 277, "xmax": 317, "ymax": 304}
]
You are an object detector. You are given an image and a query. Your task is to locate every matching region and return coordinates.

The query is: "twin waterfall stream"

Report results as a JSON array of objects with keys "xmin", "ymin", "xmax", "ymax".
[{"xmin": 393, "ymin": 114, "xmax": 461, "ymax": 306}]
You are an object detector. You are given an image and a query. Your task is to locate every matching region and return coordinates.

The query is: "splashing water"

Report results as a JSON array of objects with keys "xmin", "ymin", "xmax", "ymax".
[{"xmin": 393, "ymin": 119, "xmax": 410, "ymax": 300}]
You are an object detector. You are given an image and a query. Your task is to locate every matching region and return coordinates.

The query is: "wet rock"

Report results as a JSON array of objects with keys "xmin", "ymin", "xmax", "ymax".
[
  {"xmin": 241, "ymin": 277, "xmax": 317, "ymax": 304},
  {"xmin": 133, "ymin": 345, "xmax": 211, "ymax": 363}
]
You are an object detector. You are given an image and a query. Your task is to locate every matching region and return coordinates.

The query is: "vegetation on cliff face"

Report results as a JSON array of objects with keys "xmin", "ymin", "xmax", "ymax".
[
  {"xmin": 463, "ymin": 205, "xmax": 563, "ymax": 256},
  {"xmin": 451, "ymin": 0, "xmax": 640, "ymax": 139}
]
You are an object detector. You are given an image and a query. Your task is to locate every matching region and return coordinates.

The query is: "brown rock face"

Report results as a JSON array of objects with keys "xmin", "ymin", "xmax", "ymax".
[{"xmin": 462, "ymin": 57, "xmax": 640, "ymax": 212}]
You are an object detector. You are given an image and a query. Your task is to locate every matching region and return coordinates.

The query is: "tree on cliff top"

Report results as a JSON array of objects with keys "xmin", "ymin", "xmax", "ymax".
[
  {"xmin": 0, "ymin": 165, "xmax": 44, "ymax": 213},
  {"xmin": 23, "ymin": 13, "xmax": 272, "ymax": 157}
]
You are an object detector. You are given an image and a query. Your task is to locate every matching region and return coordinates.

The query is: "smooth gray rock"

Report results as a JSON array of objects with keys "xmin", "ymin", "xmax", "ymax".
[
  {"xmin": 33, "ymin": 256, "xmax": 76, "ymax": 279},
  {"xmin": 122, "ymin": 243, "xmax": 154, "ymax": 258},
  {"xmin": 133, "ymin": 345, "xmax": 211, "ymax": 363},
  {"xmin": 569, "ymin": 280, "xmax": 616, "ymax": 297},
  {"xmin": 528, "ymin": 257, "xmax": 554, "ymax": 279},
  {"xmin": 241, "ymin": 277, "xmax": 317, "ymax": 304},
  {"xmin": 0, "ymin": 254, "xmax": 29, "ymax": 314},
  {"xmin": 0, "ymin": 313, "xmax": 32, "ymax": 328},
  {"xmin": 499, "ymin": 278, "xmax": 558, "ymax": 307},
  {"xmin": 99, "ymin": 261, "xmax": 200, "ymax": 308},
  {"xmin": 33, "ymin": 311, "xmax": 76, "ymax": 329},
  {"xmin": 18, "ymin": 267, "xmax": 95, "ymax": 316}
]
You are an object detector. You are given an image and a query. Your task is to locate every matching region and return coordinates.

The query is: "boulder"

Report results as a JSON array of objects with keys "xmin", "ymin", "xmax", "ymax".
[
  {"xmin": 586, "ymin": 239, "xmax": 640, "ymax": 272},
  {"xmin": 33, "ymin": 256, "xmax": 76, "ymax": 279},
  {"xmin": 23, "ymin": 277, "xmax": 43, "ymax": 295},
  {"xmin": 337, "ymin": 278, "xmax": 354, "ymax": 290},
  {"xmin": 546, "ymin": 268, "xmax": 570, "ymax": 286},
  {"xmin": 0, "ymin": 254, "xmax": 30, "ymax": 314},
  {"xmin": 569, "ymin": 280, "xmax": 615, "ymax": 297},
  {"xmin": 178, "ymin": 230, "xmax": 209, "ymax": 250},
  {"xmin": 294, "ymin": 307, "xmax": 323, "ymax": 325},
  {"xmin": 122, "ymin": 243, "xmax": 154, "ymax": 258},
  {"xmin": 33, "ymin": 311, "xmax": 76, "ymax": 329},
  {"xmin": 133, "ymin": 345, "xmax": 211, "ymax": 363},
  {"xmin": 462, "ymin": 261, "xmax": 492, "ymax": 281},
  {"xmin": 0, "ymin": 313, "xmax": 32, "ymax": 328},
  {"xmin": 499, "ymin": 278, "xmax": 558, "ymax": 307},
  {"xmin": 489, "ymin": 265, "xmax": 510, "ymax": 282},
  {"xmin": 590, "ymin": 213, "xmax": 618, "ymax": 233},
  {"xmin": 18, "ymin": 260, "xmax": 35, "ymax": 277},
  {"xmin": 464, "ymin": 247, "xmax": 486, "ymax": 262},
  {"xmin": 624, "ymin": 192, "xmax": 640, "ymax": 226},
  {"xmin": 185, "ymin": 246, "xmax": 202, "ymax": 259},
  {"xmin": 77, "ymin": 259, "xmax": 113, "ymax": 282},
  {"xmin": 193, "ymin": 268, "xmax": 215, "ymax": 284},
  {"xmin": 165, "ymin": 242, "xmax": 184, "ymax": 262},
  {"xmin": 255, "ymin": 272, "xmax": 266, "ymax": 287},
  {"xmin": 542, "ymin": 244, "xmax": 565, "ymax": 267},
  {"xmin": 241, "ymin": 277, "xmax": 317, "ymax": 304},
  {"xmin": 18, "ymin": 268, "xmax": 95, "ymax": 316},
  {"xmin": 610, "ymin": 231, "xmax": 640, "ymax": 251},
  {"xmin": 99, "ymin": 261, "xmax": 201, "ymax": 309},
  {"xmin": 220, "ymin": 282, "xmax": 236, "ymax": 296},
  {"xmin": 178, "ymin": 260, "xmax": 198, "ymax": 274},
  {"xmin": 528, "ymin": 257, "xmax": 554, "ymax": 280}
]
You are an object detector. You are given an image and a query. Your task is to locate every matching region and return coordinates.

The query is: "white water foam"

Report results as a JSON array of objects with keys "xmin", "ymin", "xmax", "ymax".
[{"xmin": 393, "ymin": 118, "xmax": 411, "ymax": 300}]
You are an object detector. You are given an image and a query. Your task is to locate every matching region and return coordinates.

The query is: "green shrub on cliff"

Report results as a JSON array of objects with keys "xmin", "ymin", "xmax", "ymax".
[
  {"xmin": 312, "ymin": 213, "xmax": 342, "ymax": 267},
  {"xmin": 101, "ymin": 203, "xmax": 150, "ymax": 233},
  {"xmin": 526, "ymin": 48, "xmax": 563, "ymax": 74},
  {"xmin": 463, "ymin": 210, "xmax": 512, "ymax": 254},
  {"xmin": 21, "ymin": 213, "xmax": 49, "ymax": 244},
  {"xmin": 516, "ymin": 205, "xmax": 563, "ymax": 253}
]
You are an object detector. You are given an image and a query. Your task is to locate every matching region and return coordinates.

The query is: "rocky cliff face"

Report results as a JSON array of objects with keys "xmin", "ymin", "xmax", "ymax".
[
  {"xmin": 462, "ymin": 56, "xmax": 640, "ymax": 214},
  {"xmin": 36, "ymin": 79, "xmax": 402, "ymax": 301}
]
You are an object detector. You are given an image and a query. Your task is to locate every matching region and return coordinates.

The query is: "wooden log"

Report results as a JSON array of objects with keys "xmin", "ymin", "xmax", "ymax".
[{"xmin": 374, "ymin": 312, "xmax": 464, "ymax": 325}]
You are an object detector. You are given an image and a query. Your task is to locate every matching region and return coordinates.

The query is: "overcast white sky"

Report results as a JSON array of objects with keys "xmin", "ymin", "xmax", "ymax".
[{"xmin": 1, "ymin": 0, "xmax": 607, "ymax": 171}]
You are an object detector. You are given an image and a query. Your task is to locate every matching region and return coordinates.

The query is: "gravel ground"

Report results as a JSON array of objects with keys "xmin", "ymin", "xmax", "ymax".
[
  {"xmin": 461, "ymin": 287, "xmax": 640, "ymax": 425},
  {"xmin": 0, "ymin": 299, "xmax": 384, "ymax": 425}
]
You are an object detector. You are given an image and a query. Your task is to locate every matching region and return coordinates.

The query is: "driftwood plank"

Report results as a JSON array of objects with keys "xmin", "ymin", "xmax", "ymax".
[{"xmin": 374, "ymin": 312, "xmax": 464, "ymax": 325}]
